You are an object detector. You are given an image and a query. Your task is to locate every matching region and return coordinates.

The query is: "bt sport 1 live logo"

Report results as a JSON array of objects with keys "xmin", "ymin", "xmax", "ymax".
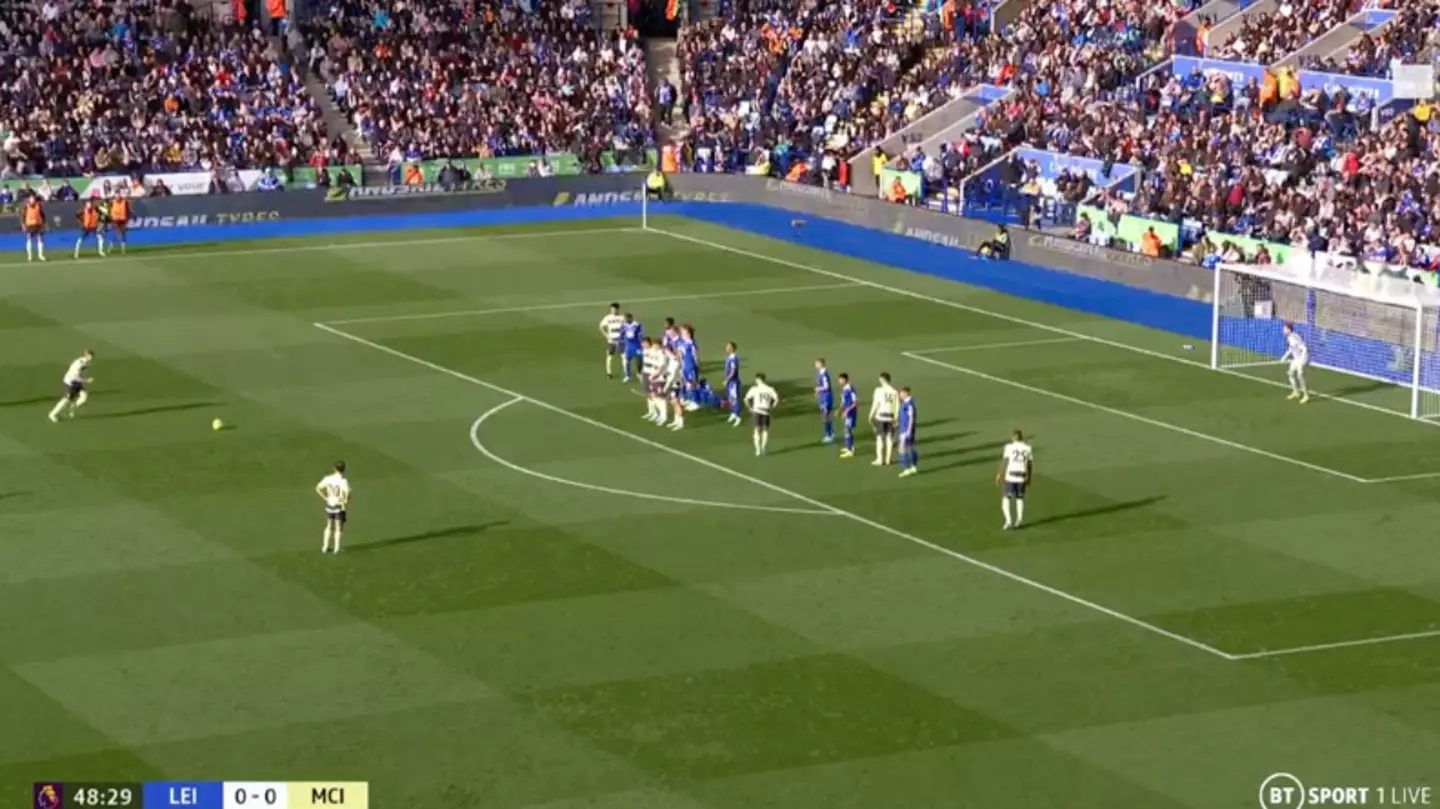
[{"xmin": 1261, "ymin": 773, "xmax": 1433, "ymax": 808}]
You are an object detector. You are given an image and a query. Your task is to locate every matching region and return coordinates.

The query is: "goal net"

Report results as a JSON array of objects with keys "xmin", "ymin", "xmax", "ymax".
[{"xmin": 1212, "ymin": 257, "xmax": 1440, "ymax": 420}]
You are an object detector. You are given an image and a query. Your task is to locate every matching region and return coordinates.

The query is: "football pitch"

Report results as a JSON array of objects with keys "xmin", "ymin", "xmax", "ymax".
[{"xmin": 2, "ymin": 215, "xmax": 1439, "ymax": 808}]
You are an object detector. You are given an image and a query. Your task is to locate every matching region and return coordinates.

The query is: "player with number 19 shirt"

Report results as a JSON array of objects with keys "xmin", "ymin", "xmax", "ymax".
[{"xmin": 744, "ymin": 373, "xmax": 779, "ymax": 456}]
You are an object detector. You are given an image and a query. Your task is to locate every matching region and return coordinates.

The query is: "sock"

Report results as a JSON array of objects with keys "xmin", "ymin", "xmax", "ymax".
[
  {"xmin": 322, "ymin": 525, "xmax": 332, "ymax": 551},
  {"xmin": 606, "ymin": 355, "xmax": 614, "ymax": 375},
  {"xmin": 74, "ymin": 237, "xmax": 82, "ymax": 256},
  {"xmin": 74, "ymin": 391, "xmax": 88, "ymax": 408},
  {"xmin": 823, "ymin": 417, "xmax": 833, "ymax": 440},
  {"xmin": 884, "ymin": 437, "xmax": 894, "ymax": 464},
  {"xmin": 48, "ymin": 398, "xmax": 66, "ymax": 419},
  {"xmin": 753, "ymin": 430, "xmax": 762, "ymax": 453},
  {"xmin": 875, "ymin": 438, "xmax": 884, "ymax": 462},
  {"xmin": 333, "ymin": 529, "xmax": 343, "ymax": 551},
  {"xmin": 25, "ymin": 238, "xmax": 32, "ymax": 260},
  {"xmin": 844, "ymin": 429, "xmax": 854, "ymax": 451},
  {"xmin": 36, "ymin": 237, "xmax": 44, "ymax": 259},
  {"xmin": 1002, "ymin": 498, "xmax": 1012, "ymax": 525},
  {"xmin": 760, "ymin": 430, "xmax": 769, "ymax": 451},
  {"xmin": 97, "ymin": 233, "xmax": 105, "ymax": 253},
  {"xmin": 1015, "ymin": 499, "xmax": 1025, "ymax": 523},
  {"xmin": 1297, "ymin": 373, "xmax": 1308, "ymax": 395}
]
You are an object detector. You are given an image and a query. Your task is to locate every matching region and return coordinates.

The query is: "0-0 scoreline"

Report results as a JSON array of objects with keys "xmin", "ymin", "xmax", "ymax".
[{"xmin": 34, "ymin": 781, "xmax": 369, "ymax": 809}]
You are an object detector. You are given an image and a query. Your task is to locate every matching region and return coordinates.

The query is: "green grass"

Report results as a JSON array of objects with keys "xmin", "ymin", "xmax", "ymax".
[{"xmin": 3, "ymin": 216, "xmax": 1440, "ymax": 808}]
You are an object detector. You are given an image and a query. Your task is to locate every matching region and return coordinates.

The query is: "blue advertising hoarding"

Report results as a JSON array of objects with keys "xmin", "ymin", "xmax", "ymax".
[
  {"xmin": 1012, "ymin": 148, "xmax": 1138, "ymax": 189},
  {"xmin": 1170, "ymin": 55, "xmax": 1396, "ymax": 105}
]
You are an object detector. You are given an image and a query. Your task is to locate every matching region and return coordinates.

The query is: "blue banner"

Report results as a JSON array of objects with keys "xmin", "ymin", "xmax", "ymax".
[
  {"xmin": 1171, "ymin": 56, "xmax": 1396, "ymax": 105},
  {"xmin": 1012, "ymin": 148, "xmax": 1138, "ymax": 188}
]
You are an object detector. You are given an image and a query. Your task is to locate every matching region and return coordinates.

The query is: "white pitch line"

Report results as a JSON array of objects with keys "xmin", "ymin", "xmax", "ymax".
[
  {"xmin": 315, "ymin": 321, "xmax": 1237, "ymax": 661},
  {"xmin": 906, "ymin": 351, "xmax": 1369, "ymax": 483},
  {"xmin": 642, "ymin": 227, "xmax": 1435, "ymax": 429},
  {"xmin": 1229, "ymin": 628, "xmax": 1440, "ymax": 660},
  {"xmin": 325, "ymin": 281, "xmax": 862, "ymax": 325},
  {"xmin": 0, "ymin": 226, "xmax": 639, "ymax": 268},
  {"xmin": 470, "ymin": 397, "xmax": 837, "ymax": 516},
  {"xmin": 906, "ymin": 337, "xmax": 1084, "ymax": 354},
  {"xmin": 1362, "ymin": 471, "xmax": 1440, "ymax": 483}
]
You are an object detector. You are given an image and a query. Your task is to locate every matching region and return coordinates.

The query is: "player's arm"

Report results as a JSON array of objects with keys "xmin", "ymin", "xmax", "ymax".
[
  {"xmin": 994, "ymin": 456, "xmax": 1007, "ymax": 486},
  {"xmin": 843, "ymin": 397, "xmax": 856, "ymax": 418},
  {"xmin": 314, "ymin": 481, "xmax": 328, "ymax": 502},
  {"xmin": 1024, "ymin": 459, "xmax": 1033, "ymax": 487}
]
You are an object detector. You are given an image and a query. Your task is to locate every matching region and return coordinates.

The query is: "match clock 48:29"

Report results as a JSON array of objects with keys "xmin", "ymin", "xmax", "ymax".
[{"xmin": 69, "ymin": 784, "xmax": 137, "ymax": 807}]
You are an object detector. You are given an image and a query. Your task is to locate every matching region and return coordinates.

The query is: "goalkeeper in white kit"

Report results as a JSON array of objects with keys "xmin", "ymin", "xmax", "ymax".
[{"xmin": 1280, "ymin": 323, "xmax": 1309, "ymax": 403}]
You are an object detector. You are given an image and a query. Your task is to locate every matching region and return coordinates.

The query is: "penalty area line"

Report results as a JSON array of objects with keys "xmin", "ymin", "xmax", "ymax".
[
  {"xmin": 316, "ymin": 321, "xmax": 1237, "ymax": 662},
  {"xmin": 471, "ymin": 397, "xmax": 836, "ymax": 516}
]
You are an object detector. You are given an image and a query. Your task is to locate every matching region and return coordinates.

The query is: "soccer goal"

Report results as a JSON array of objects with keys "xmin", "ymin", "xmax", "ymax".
[{"xmin": 1212, "ymin": 258, "xmax": 1440, "ymax": 420}]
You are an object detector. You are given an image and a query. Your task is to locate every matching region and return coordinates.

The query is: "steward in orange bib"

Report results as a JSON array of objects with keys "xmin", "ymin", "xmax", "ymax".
[
  {"xmin": 107, "ymin": 196, "xmax": 130, "ymax": 254},
  {"xmin": 74, "ymin": 200, "xmax": 107, "ymax": 259},
  {"xmin": 20, "ymin": 197, "xmax": 45, "ymax": 262}
]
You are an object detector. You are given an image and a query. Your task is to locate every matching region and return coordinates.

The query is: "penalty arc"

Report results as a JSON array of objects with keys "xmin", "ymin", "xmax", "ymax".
[{"xmin": 469, "ymin": 397, "xmax": 838, "ymax": 517}]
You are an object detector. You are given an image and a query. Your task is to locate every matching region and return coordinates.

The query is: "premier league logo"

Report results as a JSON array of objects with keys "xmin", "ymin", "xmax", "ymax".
[{"xmin": 34, "ymin": 783, "xmax": 61, "ymax": 809}]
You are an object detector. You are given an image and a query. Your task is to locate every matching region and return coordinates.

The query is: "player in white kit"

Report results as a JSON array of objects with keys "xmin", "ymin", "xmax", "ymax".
[
  {"xmin": 744, "ymin": 373, "xmax": 779, "ymax": 456},
  {"xmin": 599, "ymin": 303, "xmax": 626, "ymax": 379},
  {"xmin": 48, "ymin": 350, "xmax": 94, "ymax": 423},
  {"xmin": 869, "ymin": 372, "xmax": 900, "ymax": 466},
  {"xmin": 315, "ymin": 460, "xmax": 351, "ymax": 553},
  {"xmin": 1280, "ymin": 322, "xmax": 1309, "ymax": 403},
  {"xmin": 997, "ymin": 430, "xmax": 1033, "ymax": 530},
  {"xmin": 662, "ymin": 347, "xmax": 686, "ymax": 430},
  {"xmin": 640, "ymin": 338, "xmax": 665, "ymax": 423}
]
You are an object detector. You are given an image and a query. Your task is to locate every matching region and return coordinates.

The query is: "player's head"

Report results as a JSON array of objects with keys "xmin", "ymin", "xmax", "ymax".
[
  {"xmin": 81, "ymin": 349, "xmax": 94, "ymax": 360},
  {"xmin": 900, "ymin": 386, "xmax": 911, "ymax": 399},
  {"xmin": 814, "ymin": 358, "xmax": 826, "ymax": 369},
  {"xmin": 664, "ymin": 317, "xmax": 676, "ymax": 330},
  {"xmin": 878, "ymin": 372, "xmax": 891, "ymax": 385},
  {"xmin": 754, "ymin": 373, "xmax": 766, "ymax": 383},
  {"xmin": 725, "ymin": 341, "xmax": 736, "ymax": 354},
  {"xmin": 1283, "ymin": 322, "xmax": 1294, "ymax": 335},
  {"xmin": 334, "ymin": 460, "xmax": 346, "ymax": 474},
  {"xmin": 1011, "ymin": 430, "xmax": 1023, "ymax": 442},
  {"xmin": 624, "ymin": 312, "xmax": 634, "ymax": 323},
  {"xmin": 681, "ymin": 323, "xmax": 694, "ymax": 337},
  {"xmin": 838, "ymin": 372, "xmax": 849, "ymax": 384},
  {"xmin": 610, "ymin": 303, "xmax": 620, "ymax": 315}
]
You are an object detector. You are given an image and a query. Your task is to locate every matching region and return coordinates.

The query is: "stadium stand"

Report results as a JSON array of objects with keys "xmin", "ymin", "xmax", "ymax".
[
  {"xmin": 1301, "ymin": 2, "xmax": 1440, "ymax": 76},
  {"xmin": 1209, "ymin": 0, "xmax": 1363, "ymax": 62},
  {"xmin": 303, "ymin": 0, "xmax": 654, "ymax": 167},
  {"xmin": 0, "ymin": 0, "xmax": 337, "ymax": 178}
]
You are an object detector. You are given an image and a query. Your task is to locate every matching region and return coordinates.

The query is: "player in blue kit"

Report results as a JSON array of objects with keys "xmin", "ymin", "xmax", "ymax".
[
  {"xmin": 723, "ymin": 342, "xmax": 742, "ymax": 426},
  {"xmin": 619, "ymin": 314, "xmax": 644, "ymax": 382},
  {"xmin": 838, "ymin": 372, "xmax": 858, "ymax": 458},
  {"xmin": 679, "ymin": 324, "xmax": 700, "ymax": 411},
  {"xmin": 814, "ymin": 358, "xmax": 834, "ymax": 444},
  {"xmin": 662, "ymin": 318, "xmax": 680, "ymax": 351},
  {"xmin": 694, "ymin": 379, "xmax": 721, "ymax": 408},
  {"xmin": 897, "ymin": 387, "xmax": 918, "ymax": 477}
]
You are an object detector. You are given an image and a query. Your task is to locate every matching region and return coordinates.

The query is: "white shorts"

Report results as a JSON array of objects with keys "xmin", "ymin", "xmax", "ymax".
[{"xmin": 1289, "ymin": 359, "xmax": 1308, "ymax": 374}]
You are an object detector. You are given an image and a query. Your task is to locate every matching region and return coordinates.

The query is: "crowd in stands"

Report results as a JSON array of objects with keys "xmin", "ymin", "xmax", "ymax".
[
  {"xmin": 1209, "ymin": 0, "xmax": 1362, "ymax": 62},
  {"xmin": 1302, "ymin": 0, "xmax": 1440, "ymax": 76},
  {"xmin": 305, "ymin": 0, "xmax": 653, "ymax": 167},
  {"xmin": 0, "ymin": 0, "xmax": 340, "ymax": 179}
]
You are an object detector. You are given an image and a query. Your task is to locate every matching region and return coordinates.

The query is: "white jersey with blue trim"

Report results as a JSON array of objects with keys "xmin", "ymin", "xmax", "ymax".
[
  {"xmin": 1284, "ymin": 331, "xmax": 1309, "ymax": 365},
  {"xmin": 600, "ymin": 313, "xmax": 625, "ymax": 344}
]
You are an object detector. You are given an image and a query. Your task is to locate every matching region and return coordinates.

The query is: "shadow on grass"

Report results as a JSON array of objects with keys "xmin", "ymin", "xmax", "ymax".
[
  {"xmin": 90, "ymin": 401, "xmax": 222, "ymax": 420},
  {"xmin": 1021, "ymin": 495, "xmax": 1167, "ymax": 530},
  {"xmin": 351, "ymin": 522, "xmax": 510, "ymax": 553}
]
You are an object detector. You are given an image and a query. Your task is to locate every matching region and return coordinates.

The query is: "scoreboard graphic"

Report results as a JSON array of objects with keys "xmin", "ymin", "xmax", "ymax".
[{"xmin": 33, "ymin": 782, "xmax": 369, "ymax": 809}]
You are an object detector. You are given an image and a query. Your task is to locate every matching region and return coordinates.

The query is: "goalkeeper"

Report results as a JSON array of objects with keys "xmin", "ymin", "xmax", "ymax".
[{"xmin": 1280, "ymin": 323, "xmax": 1309, "ymax": 404}]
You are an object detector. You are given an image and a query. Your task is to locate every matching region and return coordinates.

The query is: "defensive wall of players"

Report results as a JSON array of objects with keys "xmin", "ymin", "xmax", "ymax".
[{"xmin": 0, "ymin": 175, "xmax": 1228, "ymax": 340}]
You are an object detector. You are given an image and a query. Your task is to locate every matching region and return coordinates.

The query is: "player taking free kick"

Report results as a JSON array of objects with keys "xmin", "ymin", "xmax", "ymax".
[{"xmin": 1280, "ymin": 322, "xmax": 1310, "ymax": 404}]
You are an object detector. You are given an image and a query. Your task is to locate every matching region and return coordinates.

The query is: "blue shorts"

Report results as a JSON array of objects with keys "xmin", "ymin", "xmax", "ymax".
[
  {"xmin": 844, "ymin": 416, "xmax": 857, "ymax": 431},
  {"xmin": 726, "ymin": 383, "xmax": 741, "ymax": 408},
  {"xmin": 817, "ymin": 396, "xmax": 833, "ymax": 414},
  {"xmin": 683, "ymin": 366, "xmax": 698, "ymax": 384},
  {"xmin": 624, "ymin": 345, "xmax": 641, "ymax": 359}
]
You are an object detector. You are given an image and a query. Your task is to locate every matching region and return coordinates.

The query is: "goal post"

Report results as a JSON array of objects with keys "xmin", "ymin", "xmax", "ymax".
[{"xmin": 1211, "ymin": 258, "xmax": 1440, "ymax": 419}]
